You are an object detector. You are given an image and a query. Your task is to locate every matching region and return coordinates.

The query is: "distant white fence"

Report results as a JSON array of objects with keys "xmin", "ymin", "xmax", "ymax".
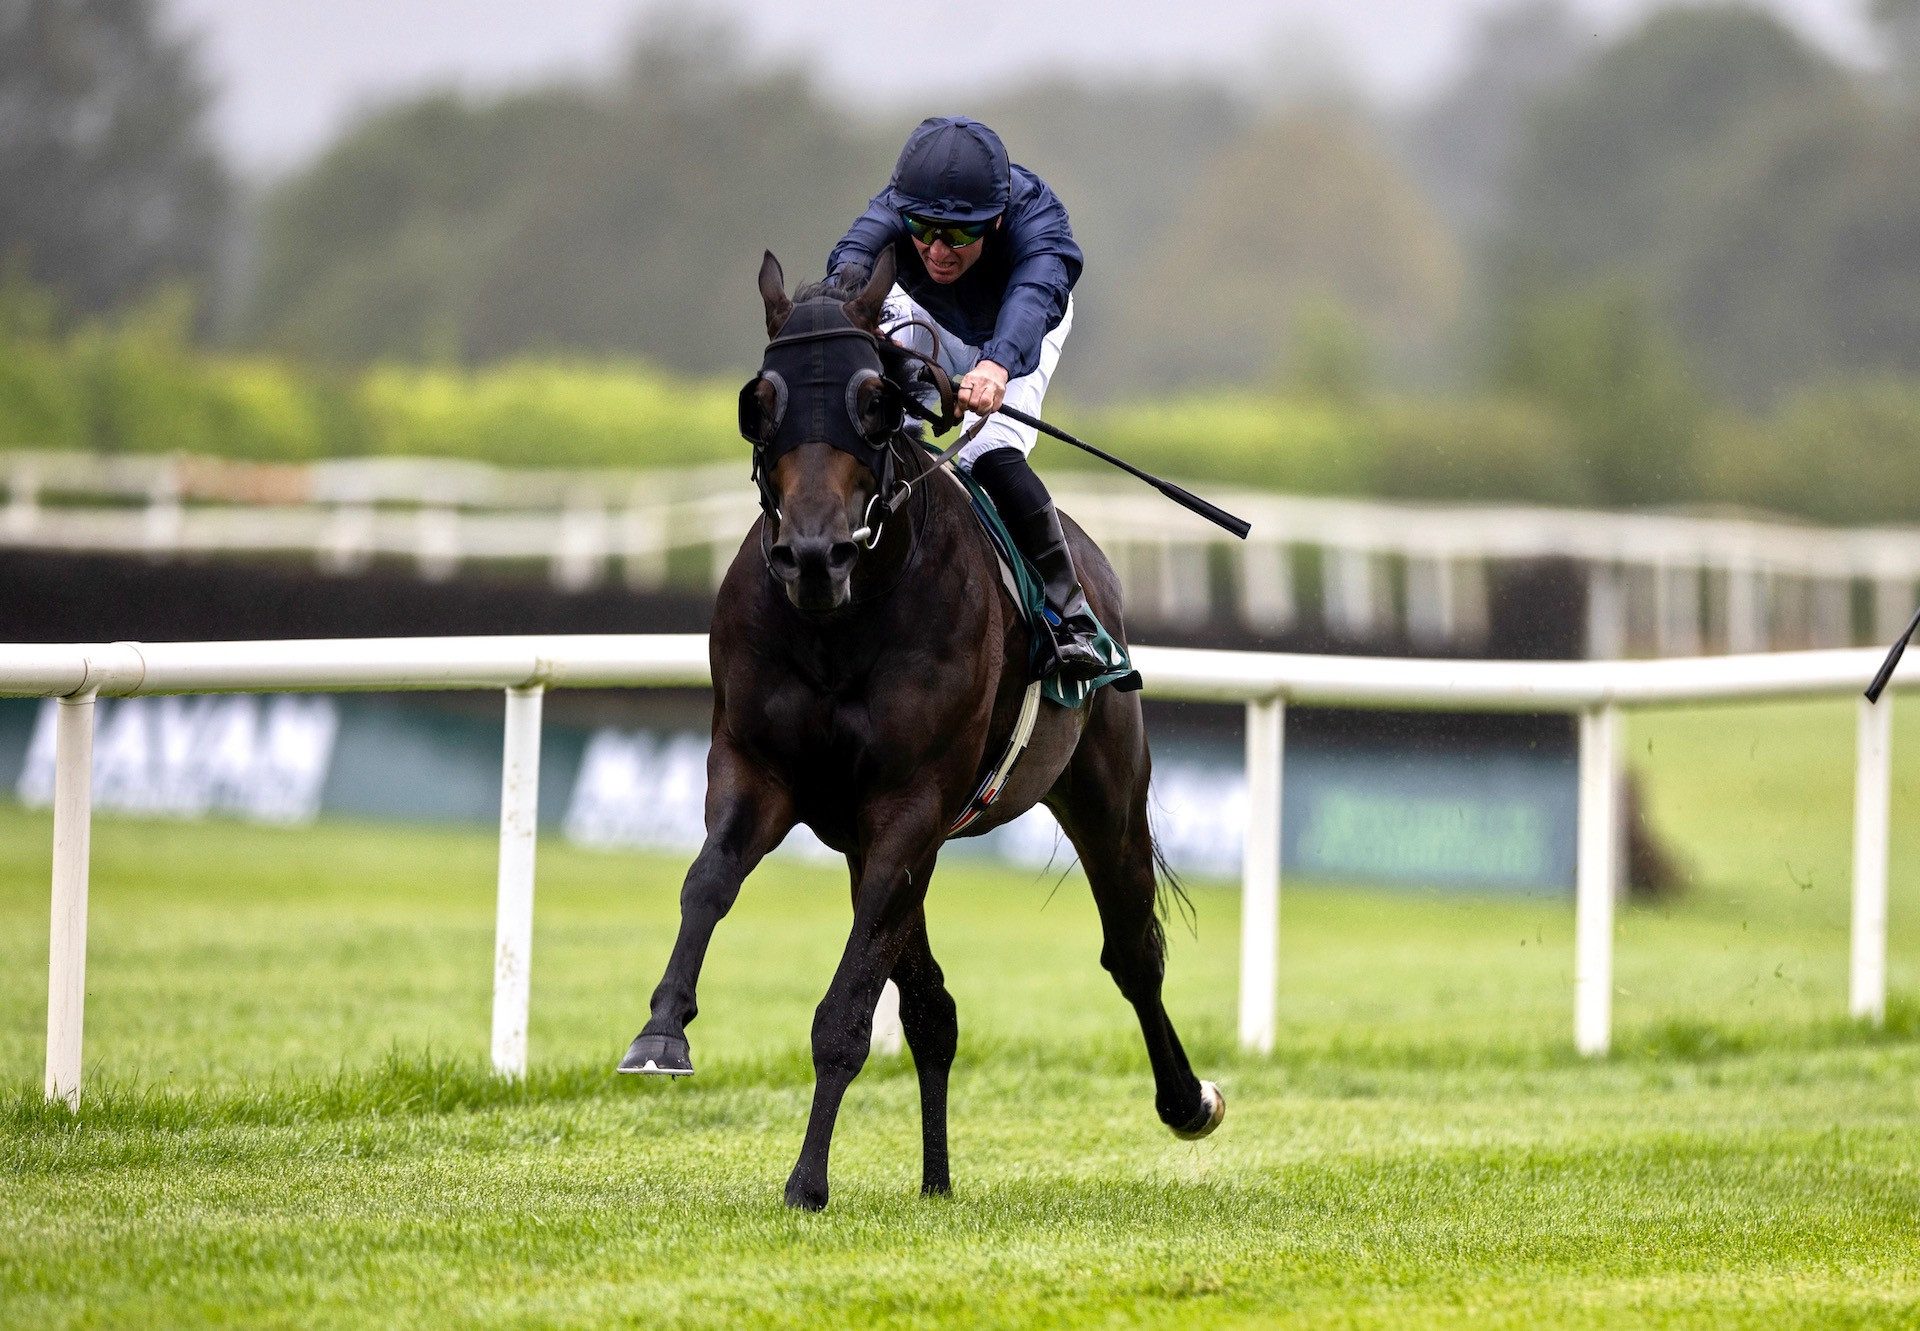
[
  {"xmin": 8, "ymin": 449, "xmax": 1920, "ymax": 654},
  {"xmin": 2, "ymin": 634, "xmax": 1906, "ymax": 1109}
]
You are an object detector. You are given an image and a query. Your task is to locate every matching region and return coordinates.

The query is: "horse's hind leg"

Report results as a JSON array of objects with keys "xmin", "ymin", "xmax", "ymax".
[
  {"xmin": 1050, "ymin": 692, "xmax": 1224, "ymax": 1139},
  {"xmin": 619, "ymin": 734, "xmax": 793, "ymax": 1077},
  {"xmin": 892, "ymin": 910, "xmax": 958, "ymax": 1195}
]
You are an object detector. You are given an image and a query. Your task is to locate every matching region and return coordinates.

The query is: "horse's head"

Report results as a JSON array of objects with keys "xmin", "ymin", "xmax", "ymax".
[{"xmin": 739, "ymin": 250, "xmax": 904, "ymax": 614}]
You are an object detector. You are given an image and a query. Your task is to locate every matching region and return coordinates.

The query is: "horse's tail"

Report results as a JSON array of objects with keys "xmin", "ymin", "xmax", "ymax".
[{"xmin": 1147, "ymin": 802, "xmax": 1197, "ymax": 939}]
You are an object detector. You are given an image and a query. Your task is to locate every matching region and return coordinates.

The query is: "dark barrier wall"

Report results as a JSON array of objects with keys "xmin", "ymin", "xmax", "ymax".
[
  {"xmin": 0, "ymin": 551, "xmax": 714, "ymax": 642},
  {"xmin": 0, "ymin": 549, "xmax": 1586, "ymax": 656}
]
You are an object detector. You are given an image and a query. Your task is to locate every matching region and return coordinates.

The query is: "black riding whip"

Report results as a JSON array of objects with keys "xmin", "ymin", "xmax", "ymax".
[
  {"xmin": 1865, "ymin": 600, "xmax": 1920, "ymax": 704},
  {"xmin": 901, "ymin": 397, "xmax": 1252, "ymax": 539}
]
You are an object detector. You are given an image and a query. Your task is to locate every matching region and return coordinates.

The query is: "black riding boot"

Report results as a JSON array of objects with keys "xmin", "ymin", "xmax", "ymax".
[
  {"xmin": 970, "ymin": 450, "xmax": 1108, "ymax": 682},
  {"xmin": 1009, "ymin": 504, "xmax": 1109, "ymax": 681}
]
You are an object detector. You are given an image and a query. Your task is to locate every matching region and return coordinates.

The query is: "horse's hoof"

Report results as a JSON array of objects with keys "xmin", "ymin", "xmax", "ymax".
[
  {"xmin": 784, "ymin": 1175, "xmax": 829, "ymax": 1212},
  {"xmin": 1171, "ymin": 1080, "xmax": 1225, "ymax": 1140},
  {"xmin": 617, "ymin": 1031, "xmax": 693, "ymax": 1077}
]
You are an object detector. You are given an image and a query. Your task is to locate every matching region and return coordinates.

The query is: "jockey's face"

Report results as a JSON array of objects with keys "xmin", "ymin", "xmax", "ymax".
[{"xmin": 910, "ymin": 217, "xmax": 998, "ymax": 285}]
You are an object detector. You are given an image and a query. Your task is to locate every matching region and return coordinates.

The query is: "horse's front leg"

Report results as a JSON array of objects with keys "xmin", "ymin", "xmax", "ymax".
[
  {"xmin": 619, "ymin": 735, "xmax": 792, "ymax": 1077},
  {"xmin": 784, "ymin": 796, "xmax": 944, "ymax": 1211}
]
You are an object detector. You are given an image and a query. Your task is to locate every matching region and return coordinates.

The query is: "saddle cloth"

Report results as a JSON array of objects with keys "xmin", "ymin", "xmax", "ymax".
[{"xmin": 936, "ymin": 460, "xmax": 1141, "ymax": 708}]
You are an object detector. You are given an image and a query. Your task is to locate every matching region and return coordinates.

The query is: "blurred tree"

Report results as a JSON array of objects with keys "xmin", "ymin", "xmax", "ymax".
[
  {"xmin": 1287, "ymin": 298, "xmax": 1374, "ymax": 405},
  {"xmin": 242, "ymin": 19, "xmax": 881, "ymax": 374},
  {"xmin": 1498, "ymin": 6, "xmax": 1920, "ymax": 404},
  {"xmin": 1492, "ymin": 278, "xmax": 1704, "ymax": 506},
  {"xmin": 0, "ymin": 263, "xmax": 63, "ymax": 340},
  {"xmin": 459, "ymin": 35, "xmax": 877, "ymax": 373},
  {"xmin": 1669, "ymin": 94, "xmax": 1920, "ymax": 398},
  {"xmin": 242, "ymin": 35, "xmax": 1261, "ymax": 393},
  {"xmin": 0, "ymin": 0, "xmax": 231, "ymax": 320},
  {"xmin": 241, "ymin": 87, "xmax": 603, "ymax": 362},
  {"xmin": 1114, "ymin": 113, "xmax": 1462, "ymax": 390},
  {"xmin": 963, "ymin": 80, "xmax": 1249, "ymax": 397},
  {"xmin": 1508, "ymin": 6, "xmax": 1846, "ymax": 279},
  {"xmin": 1402, "ymin": 1, "xmax": 1594, "ymax": 240}
]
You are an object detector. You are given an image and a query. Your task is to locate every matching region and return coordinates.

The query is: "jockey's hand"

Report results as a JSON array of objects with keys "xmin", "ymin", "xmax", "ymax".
[{"xmin": 957, "ymin": 360, "xmax": 1009, "ymax": 417}]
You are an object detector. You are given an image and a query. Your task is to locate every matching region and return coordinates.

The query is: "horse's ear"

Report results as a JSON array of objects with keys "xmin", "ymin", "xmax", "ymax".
[
  {"xmin": 759, "ymin": 251, "xmax": 792, "ymax": 337},
  {"xmin": 844, "ymin": 249, "xmax": 895, "ymax": 329}
]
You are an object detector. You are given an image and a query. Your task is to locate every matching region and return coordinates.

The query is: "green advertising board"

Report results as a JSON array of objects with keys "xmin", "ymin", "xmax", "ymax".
[{"xmin": 0, "ymin": 695, "xmax": 1577, "ymax": 892}]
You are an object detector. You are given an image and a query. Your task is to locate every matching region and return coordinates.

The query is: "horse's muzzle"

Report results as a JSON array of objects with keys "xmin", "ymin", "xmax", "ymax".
[{"xmin": 769, "ymin": 535, "xmax": 858, "ymax": 612}]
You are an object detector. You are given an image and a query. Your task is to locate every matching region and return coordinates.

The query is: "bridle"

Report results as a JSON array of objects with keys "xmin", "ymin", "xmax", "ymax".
[
  {"xmin": 754, "ymin": 431, "xmax": 938, "ymax": 609},
  {"xmin": 740, "ymin": 298, "xmax": 985, "ymax": 596}
]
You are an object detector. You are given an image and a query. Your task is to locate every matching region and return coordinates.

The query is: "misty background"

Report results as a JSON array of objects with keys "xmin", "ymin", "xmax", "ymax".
[{"xmin": 9, "ymin": 0, "xmax": 1920, "ymax": 522}]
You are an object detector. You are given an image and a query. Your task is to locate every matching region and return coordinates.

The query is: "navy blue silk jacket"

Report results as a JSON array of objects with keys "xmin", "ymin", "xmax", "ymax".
[{"xmin": 826, "ymin": 164, "xmax": 1083, "ymax": 379}]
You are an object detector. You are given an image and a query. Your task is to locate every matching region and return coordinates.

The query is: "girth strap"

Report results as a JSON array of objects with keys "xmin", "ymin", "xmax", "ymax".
[{"xmin": 947, "ymin": 677, "xmax": 1044, "ymax": 836}]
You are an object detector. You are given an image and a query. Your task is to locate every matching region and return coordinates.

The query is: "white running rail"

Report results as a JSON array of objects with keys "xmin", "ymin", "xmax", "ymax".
[
  {"xmin": 9, "ymin": 449, "xmax": 1920, "ymax": 654},
  {"xmin": 3, "ymin": 635, "xmax": 1906, "ymax": 1107}
]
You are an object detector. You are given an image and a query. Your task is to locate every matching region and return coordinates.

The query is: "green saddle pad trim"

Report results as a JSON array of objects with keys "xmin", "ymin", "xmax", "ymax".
[{"xmin": 942, "ymin": 457, "xmax": 1138, "ymax": 709}]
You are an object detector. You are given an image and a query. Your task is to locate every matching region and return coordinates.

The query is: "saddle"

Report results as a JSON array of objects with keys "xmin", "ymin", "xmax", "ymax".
[
  {"xmin": 937, "ymin": 457, "xmax": 1140, "ymax": 705},
  {"xmin": 938, "ymin": 458, "xmax": 1142, "ymax": 835}
]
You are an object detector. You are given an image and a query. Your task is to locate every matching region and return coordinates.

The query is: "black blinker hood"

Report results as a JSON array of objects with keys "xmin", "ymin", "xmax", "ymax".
[{"xmin": 742, "ymin": 299, "xmax": 899, "ymax": 510}]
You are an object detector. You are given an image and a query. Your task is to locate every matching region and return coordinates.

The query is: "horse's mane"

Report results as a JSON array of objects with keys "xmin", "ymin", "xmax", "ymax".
[
  {"xmin": 780, "ymin": 271, "xmax": 939, "ymax": 474},
  {"xmin": 790, "ymin": 271, "xmax": 928, "ymax": 415},
  {"xmin": 793, "ymin": 272, "xmax": 861, "ymax": 302}
]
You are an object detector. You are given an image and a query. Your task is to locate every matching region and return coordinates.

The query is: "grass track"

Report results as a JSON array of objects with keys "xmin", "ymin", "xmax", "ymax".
[{"xmin": 3, "ymin": 698, "xmax": 1919, "ymax": 1326}]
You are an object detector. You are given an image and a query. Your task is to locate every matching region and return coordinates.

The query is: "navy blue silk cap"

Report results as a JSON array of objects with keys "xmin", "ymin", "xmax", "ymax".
[{"xmin": 883, "ymin": 116, "xmax": 1010, "ymax": 224}]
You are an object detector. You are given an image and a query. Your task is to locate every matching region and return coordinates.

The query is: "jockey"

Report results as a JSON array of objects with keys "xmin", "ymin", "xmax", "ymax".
[{"xmin": 827, "ymin": 115, "xmax": 1106, "ymax": 682}]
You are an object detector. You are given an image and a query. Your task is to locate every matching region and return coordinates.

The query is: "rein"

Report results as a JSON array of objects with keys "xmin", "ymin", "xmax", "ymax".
[
  {"xmin": 855, "ymin": 317, "xmax": 987, "ymax": 530},
  {"xmin": 859, "ymin": 413, "xmax": 988, "ymax": 539}
]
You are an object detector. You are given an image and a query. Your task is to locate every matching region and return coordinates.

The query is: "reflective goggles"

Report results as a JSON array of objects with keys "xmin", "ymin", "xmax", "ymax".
[{"xmin": 903, "ymin": 214, "xmax": 991, "ymax": 249}]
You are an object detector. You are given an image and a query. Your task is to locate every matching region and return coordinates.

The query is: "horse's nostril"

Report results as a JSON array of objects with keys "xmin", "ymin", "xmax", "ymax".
[
  {"xmin": 828, "ymin": 541, "xmax": 859, "ymax": 570},
  {"xmin": 769, "ymin": 544, "xmax": 800, "ymax": 579}
]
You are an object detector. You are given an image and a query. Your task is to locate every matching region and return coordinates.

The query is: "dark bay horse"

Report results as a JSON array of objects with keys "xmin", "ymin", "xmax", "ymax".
[{"xmin": 619, "ymin": 250, "xmax": 1223, "ymax": 1211}]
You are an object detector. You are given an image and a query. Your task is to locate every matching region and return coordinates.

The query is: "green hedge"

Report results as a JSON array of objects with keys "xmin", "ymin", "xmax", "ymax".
[
  {"xmin": 3, "ymin": 307, "xmax": 1919, "ymax": 523},
  {"xmin": 1698, "ymin": 379, "xmax": 1920, "ymax": 526},
  {"xmin": 0, "ymin": 339, "xmax": 88, "ymax": 450},
  {"xmin": 359, "ymin": 361, "xmax": 739, "ymax": 469},
  {"xmin": 0, "ymin": 316, "xmax": 355, "ymax": 461},
  {"xmin": 1053, "ymin": 393, "xmax": 1379, "ymax": 495},
  {"xmin": 1057, "ymin": 392, "xmax": 1595, "ymax": 507},
  {"xmin": 76, "ymin": 331, "xmax": 346, "ymax": 462}
]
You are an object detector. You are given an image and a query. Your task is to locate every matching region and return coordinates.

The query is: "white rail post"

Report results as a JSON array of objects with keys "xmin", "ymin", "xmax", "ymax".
[
  {"xmin": 870, "ymin": 980, "xmax": 903, "ymax": 1056},
  {"xmin": 1851, "ymin": 694, "xmax": 1893, "ymax": 1025},
  {"xmin": 490, "ymin": 684, "xmax": 544, "ymax": 1077},
  {"xmin": 4, "ymin": 464, "xmax": 39, "ymax": 538},
  {"xmin": 1586, "ymin": 565, "xmax": 1626, "ymax": 659},
  {"xmin": 1236, "ymin": 541, "xmax": 1294, "ymax": 632},
  {"xmin": 415, "ymin": 505, "xmax": 462, "ymax": 581},
  {"xmin": 552, "ymin": 501, "xmax": 608, "ymax": 592},
  {"xmin": 1575, "ymin": 704, "xmax": 1620, "ymax": 1056},
  {"xmin": 1726, "ymin": 565, "xmax": 1766, "ymax": 655},
  {"xmin": 1240, "ymin": 695, "xmax": 1285, "ymax": 1054},
  {"xmin": 44, "ymin": 691, "xmax": 97, "ymax": 1108}
]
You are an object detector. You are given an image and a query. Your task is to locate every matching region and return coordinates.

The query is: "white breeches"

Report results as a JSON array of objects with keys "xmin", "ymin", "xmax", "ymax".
[{"xmin": 880, "ymin": 286, "xmax": 1073, "ymax": 471}]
